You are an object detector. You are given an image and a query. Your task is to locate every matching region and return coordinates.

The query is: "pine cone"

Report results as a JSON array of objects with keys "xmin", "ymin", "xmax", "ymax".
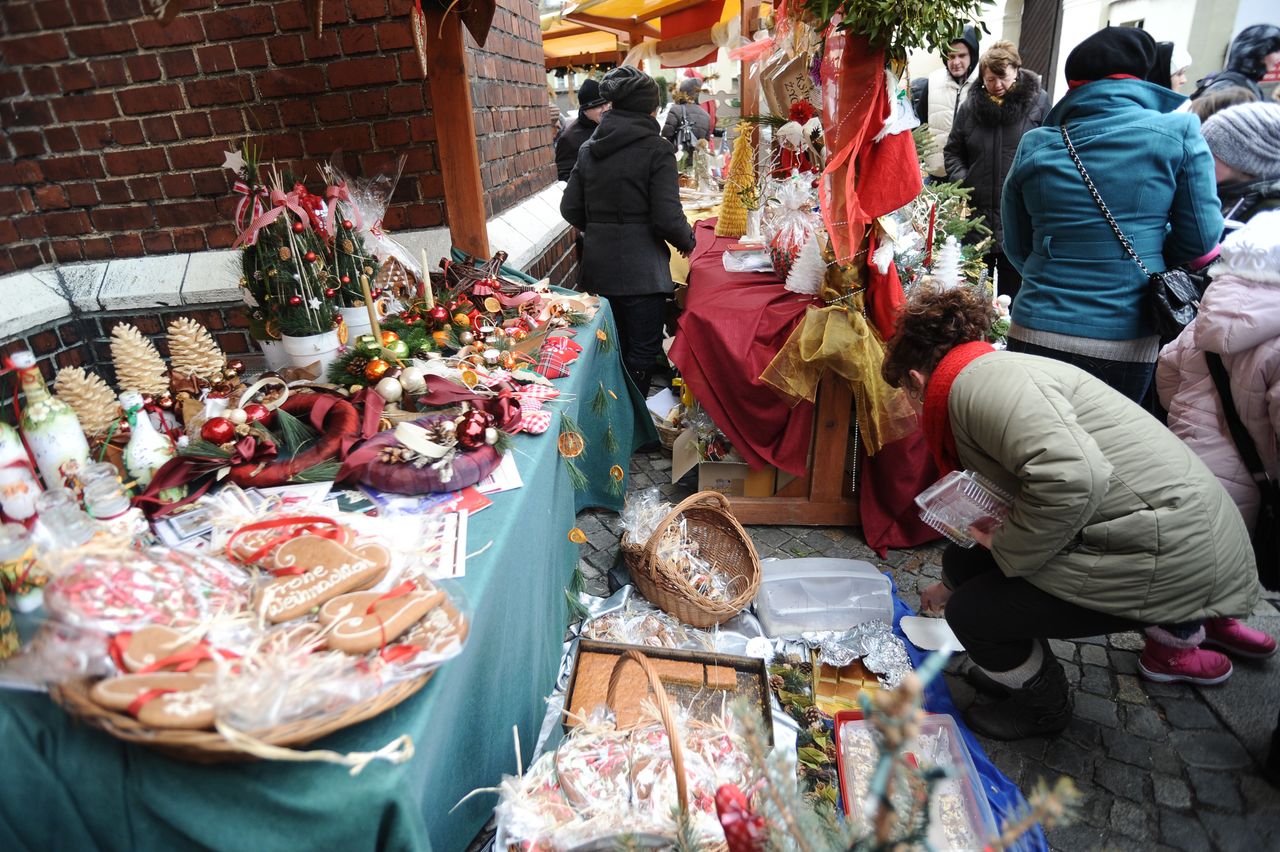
[
  {"xmin": 768, "ymin": 674, "xmax": 784, "ymax": 694},
  {"xmin": 377, "ymin": 446, "xmax": 414, "ymax": 464},
  {"xmin": 167, "ymin": 317, "xmax": 226, "ymax": 382},
  {"xmin": 804, "ymin": 705, "xmax": 823, "ymax": 726},
  {"xmin": 54, "ymin": 367, "xmax": 122, "ymax": 437},
  {"xmin": 345, "ymin": 356, "xmax": 369, "ymax": 376},
  {"xmin": 110, "ymin": 323, "xmax": 169, "ymax": 395},
  {"xmin": 798, "ymin": 661, "xmax": 813, "ymax": 675}
]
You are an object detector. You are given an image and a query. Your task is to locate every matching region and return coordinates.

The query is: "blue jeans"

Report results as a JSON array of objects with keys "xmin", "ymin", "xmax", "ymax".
[{"xmin": 1006, "ymin": 338, "xmax": 1155, "ymax": 404}]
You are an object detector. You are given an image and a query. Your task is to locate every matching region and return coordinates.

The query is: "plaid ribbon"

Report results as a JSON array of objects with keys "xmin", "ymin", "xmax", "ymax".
[
  {"xmin": 232, "ymin": 181, "xmax": 267, "ymax": 244},
  {"xmin": 518, "ymin": 409, "xmax": 553, "ymax": 434},
  {"xmin": 534, "ymin": 336, "xmax": 583, "ymax": 379}
]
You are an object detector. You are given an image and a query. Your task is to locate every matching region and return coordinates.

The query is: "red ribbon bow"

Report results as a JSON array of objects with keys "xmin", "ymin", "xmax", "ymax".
[
  {"xmin": 232, "ymin": 180, "xmax": 268, "ymax": 243},
  {"xmin": 324, "ymin": 181, "xmax": 364, "ymax": 236},
  {"xmin": 231, "ymin": 187, "xmax": 311, "ymax": 249}
]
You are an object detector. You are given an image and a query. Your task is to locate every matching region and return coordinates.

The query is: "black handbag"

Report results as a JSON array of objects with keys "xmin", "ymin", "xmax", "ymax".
[
  {"xmin": 1060, "ymin": 125, "xmax": 1200, "ymax": 342},
  {"xmin": 1205, "ymin": 351, "xmax": 1280, "ymax": 590}
]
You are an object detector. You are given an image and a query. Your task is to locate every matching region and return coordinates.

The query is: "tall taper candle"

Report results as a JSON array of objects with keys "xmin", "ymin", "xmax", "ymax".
[
  {"xmin": 421, "ymin": 248, "xmax": 435, "ymax": 310},
  {"xmin": 360, "ymin": 274, "xmax": 381, "ymax": 340}
]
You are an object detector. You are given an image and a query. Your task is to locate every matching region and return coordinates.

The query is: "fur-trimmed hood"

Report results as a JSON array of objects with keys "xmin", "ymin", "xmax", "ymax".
[{"xmin": 965, "ymin": 69, "xmax": 1044, "ymax": 126}]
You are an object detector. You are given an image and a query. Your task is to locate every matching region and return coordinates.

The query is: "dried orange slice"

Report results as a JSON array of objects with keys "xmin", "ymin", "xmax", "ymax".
[
  {"xmin": 558, "ymin": 431, "xmax": 585, "ymax": 458},
  {"xmin": 609, "ymin": 465, "xmax": 624, "ymax": 482},
  {"xmin": 483, "ymin": 297, "xmax": 501, "ymax": 313},
  {"xmin": 568, "ymin": 528, "xmax": 588, "ymax": 545}
]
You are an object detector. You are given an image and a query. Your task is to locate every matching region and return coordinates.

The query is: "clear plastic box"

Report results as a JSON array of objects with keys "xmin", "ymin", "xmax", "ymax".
[
  {"xmin": 914, "ymin": 470, "xmax": 1014, "ymax": 548},
  {"xmin": 752, "ymin": 557, "xmax": 893, "ymax": 636},
  {"xmin": 836, "ymin": 712, "xmax": 998, "ymax": 851}
]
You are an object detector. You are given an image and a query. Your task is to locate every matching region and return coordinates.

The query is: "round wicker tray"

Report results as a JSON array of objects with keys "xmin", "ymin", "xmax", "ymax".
[{"xmin": 50, "ymin": 672, "xmax": 431, "ymax": 764}]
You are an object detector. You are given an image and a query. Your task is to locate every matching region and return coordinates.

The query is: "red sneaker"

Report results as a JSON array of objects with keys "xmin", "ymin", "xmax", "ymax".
[
  {"xmin": 1203, "ymin": 617, "xmax": 1279, "ymax": 660},
  {"xmin": 1139, "ymin": 640, "xmax": 1233, "ymax": 686}
]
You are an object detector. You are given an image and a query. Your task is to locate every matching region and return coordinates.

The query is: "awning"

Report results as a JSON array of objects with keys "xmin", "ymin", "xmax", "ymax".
[{"xmin": 541, "ymin": 0, "xmax": 744, "ymax": 69}]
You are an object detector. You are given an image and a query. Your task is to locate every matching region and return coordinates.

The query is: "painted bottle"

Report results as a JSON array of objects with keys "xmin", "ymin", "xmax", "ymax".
[{"xmin": 12, "ymin": 351, "xmax": 90, "ymax": 490}]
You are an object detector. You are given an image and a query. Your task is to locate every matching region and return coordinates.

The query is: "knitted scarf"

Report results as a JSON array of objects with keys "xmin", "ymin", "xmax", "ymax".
[{"xmin": 921, "ymin": 341, "xmax": 996, "ymax": 474}]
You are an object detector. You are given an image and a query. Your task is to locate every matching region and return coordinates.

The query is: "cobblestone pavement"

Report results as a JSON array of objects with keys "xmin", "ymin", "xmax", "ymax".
[{"xmin": 574, "ymin": 447, "xmax": 1280, "ymax": 852}]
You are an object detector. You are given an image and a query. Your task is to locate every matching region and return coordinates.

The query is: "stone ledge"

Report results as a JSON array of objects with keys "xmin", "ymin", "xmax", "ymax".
[{"xmin": 0, "ymin": 185, "xmax": 571, "ymax": 342}]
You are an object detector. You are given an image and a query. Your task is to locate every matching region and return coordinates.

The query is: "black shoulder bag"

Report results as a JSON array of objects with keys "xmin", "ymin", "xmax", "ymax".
[
  {"xmin": 1204, "ymin": 350, "xmax": 1280, "ymax": 590},
  {"xmin": 1060, "ymin": 124, "xmax": 1200, "ymax": 342}
]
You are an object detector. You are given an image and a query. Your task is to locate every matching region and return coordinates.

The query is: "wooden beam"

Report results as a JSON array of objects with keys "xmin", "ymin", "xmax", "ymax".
[
  {"xmin": 423, "ymin": 6, "xmax": 490, "ymax": 259},
  {"xmin": 545, "ymin": 50, "xmax": 625, "ymax": 70},
  {"xmin": 739, "ymin": 0, "xmax": 760, "ymax": 120},
  {"xmin": 543, "ymin": 25, "xmax": 594, "ymax": 40},
  {"xmin": 564, "ymin": 12, "xmax": 659, "ymax": 41},
  {"xmin": 635, "ymin": 0, "xmax": 708, "ymax": 23}
]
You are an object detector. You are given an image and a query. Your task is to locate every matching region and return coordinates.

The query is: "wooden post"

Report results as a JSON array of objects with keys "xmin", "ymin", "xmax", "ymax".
[
  {"xmin": 739, "ymin": 0, "xmax": 760, "ymax": 121},
  {"xmin": 423, "ymin": 7, "xmax": 491, "ymax": 260}
]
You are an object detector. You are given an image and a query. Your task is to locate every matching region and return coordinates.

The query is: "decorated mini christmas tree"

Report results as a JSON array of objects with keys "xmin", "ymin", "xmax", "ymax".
[
  {"xmin": 54, "ymin": 367, "xmax": 121, "ymax": 438},
  {"xmin": 109, "ymin": 323, "xmax": 169, "ymax": 396},
  {"xmin": 321, "ymin": 164, "xmax": 378, "ymax": 307},
  {"xmin": 717, "ymin": 124, "xmax": 757, "ymax": 238},
  {"xmin": 167, "ymin": 317, "xmax": 226, "ymax": 383},
  {"xmin": 930, "ymin": 235, "xmax": 964, "ymax": 289}
]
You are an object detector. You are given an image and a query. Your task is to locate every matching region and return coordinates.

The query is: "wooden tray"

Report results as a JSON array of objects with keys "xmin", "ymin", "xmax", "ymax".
[{"xmin": 565, "ymin": 639, "xmax": 772, "ymax": 744}]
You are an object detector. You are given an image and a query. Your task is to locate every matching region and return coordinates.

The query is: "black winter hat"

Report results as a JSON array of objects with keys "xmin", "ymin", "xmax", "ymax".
[
  {"xmin": 600, "ymin": 66, "xmax": 660, "ymax": 114},
  {"xmin": 1064, "ymin": 26, "xmax": 1157, "ymax": 83},
  {"xmin": 577, "ymin": 78, "xmax": 607, "ymax": 110},
  {"xmin": 1225, "ymin": 24, "xmax": 1280, "ymax": 81}
]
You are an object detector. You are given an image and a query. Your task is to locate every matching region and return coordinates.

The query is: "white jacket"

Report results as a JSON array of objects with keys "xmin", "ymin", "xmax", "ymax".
[
  {"xmin": 923, "ymin": 66, "xmax": 974, "ymax": 177},
  {"xmin": 1157, "ymin": 209, "xmax": 1280, "ymax": 528}
]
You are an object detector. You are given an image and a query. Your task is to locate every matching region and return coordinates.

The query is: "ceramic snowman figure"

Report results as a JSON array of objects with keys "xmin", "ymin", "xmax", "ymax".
[
  {"xmin": 11, "ymin": 351, "xmax": 90, "ymax": 489},
  {"xmin": 119, "ymin": 391, "xmax": 177, "ymax": 490}
]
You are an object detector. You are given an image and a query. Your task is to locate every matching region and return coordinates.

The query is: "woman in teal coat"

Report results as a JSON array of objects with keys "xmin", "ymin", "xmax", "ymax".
[{"xmin": 1000, "ymin": 27, "xmax": 1223, "ymax": 403}]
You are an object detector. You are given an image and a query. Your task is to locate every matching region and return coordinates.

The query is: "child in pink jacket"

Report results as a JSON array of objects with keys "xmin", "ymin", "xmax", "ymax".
[{"xmin": 1153, "ymin": 208, "xmax": 1280, "ymax": 678}]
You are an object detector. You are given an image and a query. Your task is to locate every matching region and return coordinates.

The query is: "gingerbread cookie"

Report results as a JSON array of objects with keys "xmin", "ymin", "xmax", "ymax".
[
  {"xmin": 226, "ymin": 516, "xmax": 357, "ymax": 567},
  {"xmin": 89, "ymin": 671, "xmax": 215, "ymax": 729},
  {"xmin": 116, "ymin": 625, "xmax": 218, "ymax": 677},
  {"xmin": 258, "ymin": 536, "xmax": 392, "ymax": 623},
  {"xmin": 319, "ymin": 588, "xmax": 444, "ymax": 654},
  {"xmin": 390, "ymin": 598, "xmax": 470, "ymax": 661}
]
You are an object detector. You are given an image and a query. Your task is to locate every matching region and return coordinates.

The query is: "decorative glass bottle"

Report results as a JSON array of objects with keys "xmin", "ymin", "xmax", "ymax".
[
  {"xmin": 11, "ymin": 351, "xmax": 90, "ymax": 489},
  {"xmin": 119, "ymin": 391, "xmax": 178, "ymax": 492}
]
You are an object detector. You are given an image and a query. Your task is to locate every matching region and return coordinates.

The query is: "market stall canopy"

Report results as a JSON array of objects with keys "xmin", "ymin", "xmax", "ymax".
[{"xmin": 541, "ymin": 0, "xmax": 753, "ymax": 69}]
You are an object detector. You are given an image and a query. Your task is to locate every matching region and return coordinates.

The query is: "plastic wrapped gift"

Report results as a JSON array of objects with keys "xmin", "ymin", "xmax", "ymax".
[
  {"xmin": 914, "ymin": 470, "xmax": 1013, "ymax": 548},
  {"xmin": 762, "ymin": 174, "xmax": 821, "ymax": 278}
]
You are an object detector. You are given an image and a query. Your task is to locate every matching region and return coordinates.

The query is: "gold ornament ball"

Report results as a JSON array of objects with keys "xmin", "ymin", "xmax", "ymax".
[
  {"xmin": 363, "ymin": 358, "xmax": 391, "ymax": 382},
  {"xmin": 453, "ymin": 312, "xmax": 471, "ymax": 327},
  {"xmin": 380, "ymin": 330, "xmax": 400, "ymax": 346}
]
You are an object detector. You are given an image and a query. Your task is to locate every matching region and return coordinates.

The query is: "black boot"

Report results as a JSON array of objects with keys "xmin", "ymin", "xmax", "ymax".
[
  {"xmin": 963, "ymin": 651, "xmax": 1071, "ymax": 741},
  {"xmin": 963, "ymin": 640, "xmax": 1051, "ymax": 698},
  {"xmin": 628, "ymin": 367, "xmax": 653, "ymax": 394}
]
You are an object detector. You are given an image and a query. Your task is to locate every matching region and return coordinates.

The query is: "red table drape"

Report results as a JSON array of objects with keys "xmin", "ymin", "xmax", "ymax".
[{"xmin": 668, "ymin": 218, "xmax": 940, "ymax": 553}]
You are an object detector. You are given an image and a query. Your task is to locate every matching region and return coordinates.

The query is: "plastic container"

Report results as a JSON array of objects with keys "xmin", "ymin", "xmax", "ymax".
[
  {"xmin": 752, "ymin": 557, "xmax": 893, "ymax": 636},
  {"xmin": 835, "ymin": 712, "xmax": 998, "ymax": 851},
  {"xmin": 914, "ymin": 470, "xmax": 1014, "ymax": 548}
]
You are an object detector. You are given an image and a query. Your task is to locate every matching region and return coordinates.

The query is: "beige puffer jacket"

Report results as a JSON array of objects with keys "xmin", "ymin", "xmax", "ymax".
[{"xmin": 923, "ymin": 65, "xmax": 974, "ymax": 177}]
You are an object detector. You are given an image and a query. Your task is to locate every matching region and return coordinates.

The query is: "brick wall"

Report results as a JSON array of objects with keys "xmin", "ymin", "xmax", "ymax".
[{"xmin": 0, "ymin": 0, "xmax": 556, "ymax": 275}]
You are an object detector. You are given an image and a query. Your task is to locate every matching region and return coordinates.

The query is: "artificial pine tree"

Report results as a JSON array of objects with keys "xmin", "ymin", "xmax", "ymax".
[
  {"xmin": 785, "ymin": 232, "xmax": 827, "ymax": 295},
  {"xmin": 167, "ymin": 317, "xmax": 226, "ymax": 382},
  {"xmin": 930, "ymin": 235, "xmax": 964, "ymax": 289},
  {"xmin": 53, "ymin": 367, "xmax": 122, "ymax": 438},
  {"xmin": 717, "ymin": 123, "xmax": 757, "ymax": 238},
  {"xmin": 109, "ymin": 323, "xmax": 169, "ymax": 396}
]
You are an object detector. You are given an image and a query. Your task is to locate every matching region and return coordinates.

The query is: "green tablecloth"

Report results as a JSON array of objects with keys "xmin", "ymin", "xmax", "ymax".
[{"xmin": 0, "ymin": 301, "xmax": 656, "ymax": 852}]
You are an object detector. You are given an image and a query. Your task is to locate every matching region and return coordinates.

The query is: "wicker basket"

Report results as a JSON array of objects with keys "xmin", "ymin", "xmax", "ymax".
[
  {"xmin": 50, "ymin": 672, "xmax": 431, "ymax": 763},
  {"xmin": 650, "ymin": 411, "xmax": 682, "ymax": 452},
  {"xmin": 621, "ymin": 491, "xmax": 760, "ymax": 628}
]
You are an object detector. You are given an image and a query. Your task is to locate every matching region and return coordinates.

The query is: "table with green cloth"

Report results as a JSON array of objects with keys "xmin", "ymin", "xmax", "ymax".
[{"xmin": 0, "ymin": 300, "xmax": 656, "ymax": 852}]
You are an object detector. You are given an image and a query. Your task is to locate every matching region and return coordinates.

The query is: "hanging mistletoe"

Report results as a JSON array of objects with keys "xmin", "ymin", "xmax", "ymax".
[{"xmin": 792, "ymin": 0, "xmax": 990, "ymax": 62}]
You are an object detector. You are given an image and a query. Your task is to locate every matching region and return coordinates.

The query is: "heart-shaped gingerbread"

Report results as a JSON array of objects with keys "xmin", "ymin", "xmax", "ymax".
[
  {"xmin": 259, "ymin": 536, "xmax": 392, "ymax": 623},
  {"xmin": 319, "ymin": 588, "xmax": 445, "ymax": 654}
]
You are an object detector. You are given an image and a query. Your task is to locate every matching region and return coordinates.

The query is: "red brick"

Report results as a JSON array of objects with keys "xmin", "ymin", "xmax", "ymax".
[
  {"xmin": 348, "ymin": 0, "xmax": 387, "ymax": 19},
  {"xmin": 75, "ymin": 123, "xmax": 111, "ymax": 150},
  {"xmin": 168, "ymin": 139, "xmax": 228, "ymax": 169},
  {"xmin": 374, "ymin": 120, "xmax": 410, "ymax": 148},
  {"xmin": 172, "ymin": 227, "xmax": 206, "ymax": 252},
  {"xmin": 10, "ymin": 131, "xmax": 46, "ymax": 158},
  {"xmin": 55, "ymin": 62, "xmax": 95, "ymax": 93},
  {"xmin": 21, "ymin": 67, "xmax": 61, "ymax": 96},
  {"xmin": 0, "ymin": 254, "xmax": 16, "ymax": 276},
  {"xmin": 408, "ymin": 115, "xmax": 436, "ymax": 142},
  {"xmin": 108, "ymin": 119, "xmax": 145, "ymax": 145},
  {"xmin": 4, "ymin": 99, "xmax": 54, "ymax": 127},
  {"xmin": 154, "ymin": 200, "xmax": 217, "ymax": 227},
  {"xmin": 267, "ymin": 35, "xmax": 304, "ymax": 65},
  {"xmin": 377, "ymin": 22, "xmax": 414, "ymax": 51},
  {"xmin": 104, "ymin": 0, "xmax": 144, "ymax": 17},
  {"xmin": 329, "ymin": 56, "xmax": 398, "ymax": 89},
  {"xmin": 42, "ymin": 210, "xmax": 92, "ymax": 237},
  {"xmin": 89, "ymin": 58, "xmax": 128, "ymax": 87},
  {"xmin": 314, "ymin": 93, "xmax": 352, "ymax": 122},
  {"xmin": 0, "ymin": 3, "xmax": 40, "ymax": 33},
  {"xmin": 301, "ymin": 32, "xmax": 341, "ymax": 61},
  {"xmin": 207, "ymin": 224, "xmax": 237, "ymax": 249},
  {"xmin": 142, "ymin": 231, "xmax": 175, "ymax": 253},
  {"xmin": 160, "ymin": 49, "xmax": 199, "ymax": 78},
  {"xmin": 216, "ymin": 331, "xmax": 252, "ymax": 355},
  {"xmin": 91, "ymin": 205, "xmax": 154, "ymax": 231},
  {"xmin": 132, "ymin": 17, "xmax": 205, "ymax": 49},
  {"xmin": 70, "ymin": 0, "xmax": 109, "ymax": 24},
  {"xmin": 273, "ymin": 3, "xmax": 310, "ymax": 31},
  {"xmin": 184, "ymin": 75, "xmax": 252, "ymax": 108},
  {"xmin": 224, "ymin": 307, "xmax": 251, "ymax": 329},
  {"xmin": 189, "ymin": 309, "xmax": 226, "ymax": 331},
  {"xmin": 387, "ymin": 84, "xmax": 426, "ymax": 114},
  {"xmin": 160, "ymin": 172, "xmax": 196, "ymax": 199},
  {"xmin": 278, "ymin": 100, "xmax": 314, "ymax": 127},
  {"xmin": 43, "ymin": 155, "xmax": 105, "ymax": 181},
  {"xmin": 66, "ymin": 183, "xmax": 99, "ymax": 206},
  {"xmin": 352, "ymin": 91, "xmax": 388, "ymax": 119},
  {"xmin": 141, "ymin": 115, "xmax": 179, "ymax": 143},
  {"xmin": 54, "ymin": 348, "xmax": 87, "ymax": 369},
  {"xmin": 29, "ymin": 330, "xmax": 60, "ymax": 356},
  {"xmin": 15, "ymin": 216, "xmax": 47, "ymax": 241},
  {"xmin": 196, "ymin": 44, "xmax": 234, "ymax": 73},
  {"xmin": 34, "ymin": 185, "xmax": 69, "ymax": 211},
  {"xmin": 35, "ymin": 1, "xmax": 75, "ymax": 28},
  {"xmin": 111, "ymin": 233, "xmax": 144, "ymax": 255},
  {"xmin": 126, "ymin": 176, "xmax": 163, "ymax": 200},
  {"xmin": 231, "ymin": 40, "xmax": 268, "ymax": 69},
  {"xmin": 0, "ymin": 220, "xmax": 17, "ymax": 244},
  {"xmin": 0, "ymin": 191, "xmax": 21, "ymax": 217},
  {"xmin": 104, "ymin": 147, "xmax": 169, "ymax": 176},
  {"xmin": 340, "ymin": 26, "xmax": 379, "ymax": 55},
  {"xmin": 96, "ymin": 180, "xmax": 129, "ymax": 204},
  {"xmin": 175, "ymin": 112, "xmax": 213, "ymax": 139},
  {"xmin": 118, "ymin": 83, "xmax": 182, "ymax": 115},
  {"xmin": 201, "ymin": 6, "xmax": 274, "ymax": 40},
  {"xmin": 0, "ymin": 71, "xmax": 23, "ymax": 99},
  {"xmin": 2, "ymin": 32, "xmax": 70, "ymax": 64},
  {"xmin": 126, "ymin": 54, "xmax": 163, "ymax": 83},
  {"xmin": 256, "ymin": 66, "xmax": 326, "ymax": 98},
  {"xmin": 208, "ymin": 108, "xmax": 245, "ymax": 134},
  {"xmin": 52, "ymin": 240, "xmax": 85, "ymax": 263},
  {"xmin": 243, "ymin": 103, "xmax": 280, "ymax": 132}
]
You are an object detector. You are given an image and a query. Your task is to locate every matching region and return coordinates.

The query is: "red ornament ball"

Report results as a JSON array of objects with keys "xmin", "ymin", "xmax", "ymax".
[
  {"xmin": 304, "ymin": 250, "xmax": 317, "ymax": 263},
  {"xmin": 227, "ymin": 359, "xmax": 245, "ymax": 374},
  {"xmin": 200, "ymin": 417, "xmax": 236, "ymax": 445},
  {"xmin": 340, "ymin": 275, "xmax": 351, "ymax": 284},
  {"xmin": 156, "ymin": 394, "xmax": 175, "ymax": 411},
  {"xmin": 342, "ymin": 219, "xmax": 354, "ymax": 229},
  {"xmin": 288, "ymin": 295, "xmax": 303, "ymax": 306},
  {"xmin": 455, "ymin": 410, "xmax": 494, "ymax": 451},
  {"xmin": 242, "ymin": 403, "xmax": 270, "ymax": 424},
  {"xmin": 324, "ymin": 287, "xmax": 336, "ymax": 298},
  {"xmin": 428, "ymin": 305, "xmax": 450, "ymax": 326},
  {"xmin": 292, "ymin": 221, "xmax": 305, "ymax": 233}
]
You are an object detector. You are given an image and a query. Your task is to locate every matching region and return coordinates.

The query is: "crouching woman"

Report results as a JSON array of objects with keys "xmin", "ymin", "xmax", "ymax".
[{"xmin": 882, "ymin": 286, "xmax": 1258, "ymax": 740}]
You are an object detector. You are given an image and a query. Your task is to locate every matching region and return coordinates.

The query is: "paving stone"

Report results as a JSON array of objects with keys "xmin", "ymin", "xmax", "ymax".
[
  {"xmin": 1080, "ymin": 644, "xmax": 1110, "ymax": 666},
  {"xmin": 1048, "ymin": 638, "xmax": 1077, "ymax": 661},
  {"xmin": 1197, "ymin": 811, "xmax": 1267, "ymax": 852},
  {"xmin": 1170, "ymin": 730, "xmax": 1252, "ymax": 769},
  {"xmin": 749, "ymin": 526, "xmax": 794, "ymax": 551},
  {"xmin": 1159, "ymin": 698, "xmax": 1218, "ymax": 730},
  {"xmin": 1094, "ymin": 758, "xmax": 1148, "ymax": 802},
  {"xmin": 1061, "ymin": 716, "xmax": 1103, "ymax": 749},
  {"xmin": 1149, "ymin": 744, "xmax": 1183, "ymax": 776},
  {"xmin": 1062, "ymin": 661, "xmax": 1081, "ymax": 687},
  {"xmin": 1043, "ymin": 738, "xmax": 1095, "ymax": 777},
  {"xmin": 1141, "ymin": 680, "xmax": 1186, "ymax": 698},
  {"xmin": 1240, "ymin": 774, "xmax": 1280, "ymax": 813},
  {"xmin": 584, "ymin": 525, "xmax": 618, "ymax": 553},
  {"xmin": 1005, "ymin": 735, "xmax": 1049, "ymax": 761},
  {"xmin": 1075, "ymin": 634, "xmax": 1109, "ymax": 645},
  {"xmin": 1159, "ymin": 810, "xmax": 1212, "ymax": 852},
  {"xmin": 1116, "ymin": 674, "xmax": 1148, "ymax": 704},
  {"xmin": 1080, "ymin": 664, "xmax": 1112, "ymax": 696},
  {"xmin": 1074, "ymin": 691, "xmax": 1119, "ymax": 728},
  {"xmin": 1111, "ymin": 631, "xmax": 1147, "ymax": 652},
  {"xmin": 1123, "ymin": 704, "xmax": 1168, "ymax": 740},
  {"xmin": 648, "ymin": 456, "xmax": 671, "ymax": 472},
  {"xmin": 1109, "ymin": 648, "xmax": 1140, "ymax": 676},
  {"xmin": 1187, "ymin": 769, "xmax": 1242, "ymax": 813},
  {"xmin": 584, "ymin": 548, "xmax": 618, "ymax": 576},
  {"xmin": 1101, "ymin": 728, "xmax": 1156, "ymax": 770},
  {"xmin": 1153, "ymin": 774, "xmax": 1192, "ymax": 809},
  {"xmin": 1108, "ymin": 798, "xmax": 1150, "ymax": 839},
  {"xmin": 984, "ymin": 745, "xmax": 1025, "ymax": 787},
  {"xmin": 1046, "ymin": 821, "xmax": 1108, "ymax": 850},
  {"xmin": 1097, "ymin": 833, "xmax": 1159, "ymax": 852}
]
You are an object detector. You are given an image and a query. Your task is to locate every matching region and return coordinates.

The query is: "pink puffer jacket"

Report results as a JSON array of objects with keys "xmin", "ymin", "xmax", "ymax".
[{"xmin": 1157, "ymin": 209, "xmax": 1280, "ymax": 528}]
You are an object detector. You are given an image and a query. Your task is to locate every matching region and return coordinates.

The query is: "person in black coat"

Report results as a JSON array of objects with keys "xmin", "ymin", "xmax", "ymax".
[
  {"xmin": 561, "ymin": 66, "xmax": 696, "ymax": 390},
  {"xmin": 554, "ymin": 78, "xmax": 610, "ymax": 182},
  {"xmin": 661, "ymin": 77, "xmax": 713, "ymax": 152},
  {"xmin": 944, "ymin": 41, "xmax": 1049, "ymax": 299},
  {"xmin": 1190, "ymin": 24, "xmax": 1280, "ymax": 102}
]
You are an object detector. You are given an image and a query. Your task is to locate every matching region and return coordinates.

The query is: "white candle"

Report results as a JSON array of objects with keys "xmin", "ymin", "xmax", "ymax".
[{"xmin": 421, "ymin": 248, "xmax": 435, "ymax": 310}]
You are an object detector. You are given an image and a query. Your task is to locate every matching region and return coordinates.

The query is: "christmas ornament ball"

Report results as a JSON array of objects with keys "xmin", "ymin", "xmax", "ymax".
[
  {"xmin": 226, "ymin": 408, "xmax": 248, "ymax": 425},
  {"xmin": 288, "ymin": 295, "xmax": 303, "ymax": 306},
  {"xmin": 355, "ymin": 334, "xmax": 382, "ymax": 356},
  {"xmin": 374, "ymin": 376, "xmax": 403, "ymax": 403},
  {"xmin": 341, "ymin": 275, "xmax": 351, "ymax": 284},
  {"xmin": 342, "ymin": 219, "xmax": 353, "ymax": 229},
  {"xmin": 304, "ymin": 250, "xmax": 317, "ymax": 263},
  {"xmin": 380, "ymin": 330, "xmax": 400, "ymax": 346},
  {"xmin": 455, "ymin": 410, "xmax": 493, "ymax": 450},
  {"xmin": 227, "ymin": 359, "xmax": 245, "ymax": 374},
  {"xmin": 324, "ymin": 288, "xmax": 337, "ymax": 298},
  {"xmin": 432, "ymin": 330, "xmax": 450, "ymax": 347},
  {"xmin": 429, "ymin": 305, "xmax": 450, "ymax": 325},
  {"xmin": 243, "ymin": 403, "xmax": 270, "ymax": 424},
  {"xmin": 384, "ymin": 339, "xmax": 410, "ymax": 360},
  {"xmin": 292, "ymin": 221, "xmax": 305, "ymax": 233},
  {"xmin": 363, "ymin": 358, "xmax": 390, "ymax": 382},
  {"xmin": 459, "ymin": 331, "xmax": 475, "ymax": 346},
  {"xmin": 200, "ymin": 417, "xmax": 236, "ymax": 444}
]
